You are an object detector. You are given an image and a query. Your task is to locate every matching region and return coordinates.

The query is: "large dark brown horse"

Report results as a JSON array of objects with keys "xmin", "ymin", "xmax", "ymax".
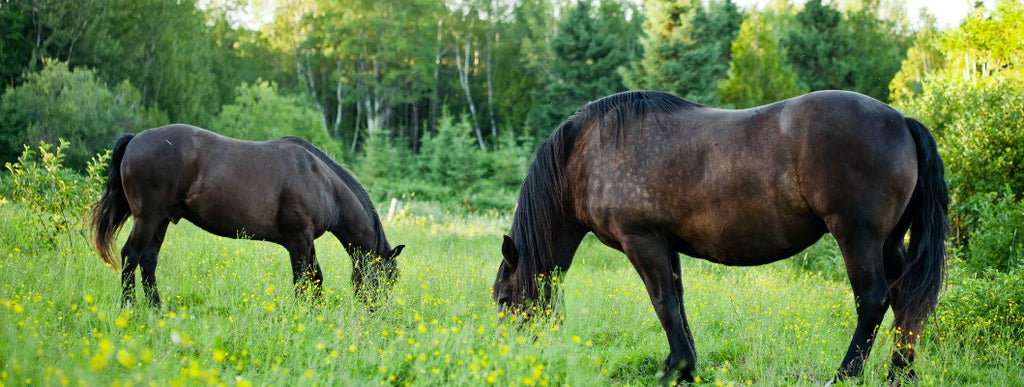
[
  {"xmin": 493, "ymin": 90, "xmax": 948, "ymax": 384},
  {"xmin": 91, "ymin": 124, "xmax": 403, "ymax": 308}
]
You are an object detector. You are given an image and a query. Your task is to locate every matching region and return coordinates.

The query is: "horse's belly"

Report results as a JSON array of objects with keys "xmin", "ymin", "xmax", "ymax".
[
  {"xmin": 178, "ymin": 192, "xmax": 283, "ymax": 241},
  {"xmin": 674, "ymin": 212, "xmax": 827, "ymax": 265},
  {"xmin": 182, "ymin": 213, "xmax": 278, "ymax": 241}
]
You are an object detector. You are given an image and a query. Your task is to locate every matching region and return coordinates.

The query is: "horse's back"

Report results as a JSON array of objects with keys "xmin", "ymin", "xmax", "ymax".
[
  {"xmin": 119, "ymin": 125, "xmax": 345, "ymax": 241},
  {"xmin": 573, "ymin": 91, "xmax": 918, "ymax": 264}
]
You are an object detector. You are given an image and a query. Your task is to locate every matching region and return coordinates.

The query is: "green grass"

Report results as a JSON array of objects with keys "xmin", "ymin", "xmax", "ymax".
[{"xmin": 0, "ymin": 201, "xmax": 1020, "ymax": 386}]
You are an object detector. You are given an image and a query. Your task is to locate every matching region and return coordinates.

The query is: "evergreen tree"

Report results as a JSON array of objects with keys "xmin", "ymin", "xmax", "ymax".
[
  {"xmin": 841, "ymin": 0, "xmax": 908, "ymax": 101},
  {"xmin": 621, "ymin": 0, "xmax": 742, "ymax": 104},
  {"xmin": 527, "ymin": 0, "xmax": 639, "ymax": 138},
  {"xmin": 622, "ymin": 0, "xmax": 700, "ymax": 97},
  {"xmin": 785, "ymin": 0, "xmax": 907, "ymax": 101},
  {"xmin": 719, "ymin": 13, "xmax": 805, "ymax": 108},
  {"xmin": 784, "ymin": 0, "xmax": 848, "ymax": 92},
  {"xmin": 687, "ymin": 0, "xmax": 745, "ymax": 103}
]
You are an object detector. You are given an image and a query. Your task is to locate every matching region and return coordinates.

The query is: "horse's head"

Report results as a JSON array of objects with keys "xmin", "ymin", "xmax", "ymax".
[
  {"xmin": 492, "ymin": 237, "xmax": 517, "ymax": 311},
  {"xmin": 354, "ymin": 244, "xmax": 404, "ymax": 307},
  {"xmin": 493, "ymin": 235, "xmax": 556, "ymax": 321},
  {"xmin": 381, "ymin": 244, "xmax": 404, "ymax": 286}
]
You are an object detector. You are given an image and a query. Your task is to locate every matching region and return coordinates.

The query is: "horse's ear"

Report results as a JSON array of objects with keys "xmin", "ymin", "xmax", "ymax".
[
  {"xmin": 390, "ymin": 245, "xmax": 405, "ymax": 258},
  {"xmin": 501, "ymin": 235, "xmax": 518, "ymax": 269}
]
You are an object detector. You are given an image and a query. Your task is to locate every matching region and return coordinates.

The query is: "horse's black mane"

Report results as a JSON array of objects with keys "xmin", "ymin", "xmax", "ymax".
[
  {"xmin": 284, "ymin": 137, "xmax": 389, "ymax": 252},
  {"xmin": 582, "ymin": 90, "xmax": 701, "ymax": 136},
  {"xmin": 509, "ymin": 90, "xmax": 698, "ymax": 298}
]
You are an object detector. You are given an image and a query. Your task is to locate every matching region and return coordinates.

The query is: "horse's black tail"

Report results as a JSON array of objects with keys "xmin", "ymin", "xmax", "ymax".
[
  {"xmin": 89, "ymin": 134, "xmax": 135, "ymax": 270},
  {"xmin": 896, "ymin": 118, "xmax": 949, "ymax": 332}
]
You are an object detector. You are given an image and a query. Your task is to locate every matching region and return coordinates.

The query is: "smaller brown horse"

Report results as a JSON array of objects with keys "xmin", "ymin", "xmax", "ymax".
[{"xmin": 90, "ymin": 124, "xmax": 403, "ymax": 308}]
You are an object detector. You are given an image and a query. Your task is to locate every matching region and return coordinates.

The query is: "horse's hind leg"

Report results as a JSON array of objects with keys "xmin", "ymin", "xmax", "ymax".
[
  {"xmin": 121, "ymin": 216, "xmax": 169, "ymax": 308},
  {"xmin": 834, "ymin": 228, "xmax": 890, "ymax": 381},
  {"xmin": 121, "ymin": 245, "xmax": 141, "ymax": 307},
  {"xmin": 883, "ymin": 235, "xmax": 919, "ymax": 382},
  {"xmin": 139, "ymin": 219, "xmax": 170, "ymax": 309}
]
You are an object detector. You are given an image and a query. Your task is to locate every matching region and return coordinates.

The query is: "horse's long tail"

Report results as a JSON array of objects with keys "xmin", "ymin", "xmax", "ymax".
[
  {"xmin": 896, "ymin": 118, "xmax": 949, "ymax": 332},
  {"xmin": 89, "ymin": 134, "xmax": 135, "ymax": 271}
]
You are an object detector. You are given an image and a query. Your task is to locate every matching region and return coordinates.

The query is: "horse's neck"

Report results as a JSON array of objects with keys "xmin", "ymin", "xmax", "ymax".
[
  {"xmin": 331, "ymin": 222, "xmax": 388, "ymax": 259},
  {"xmin": 552, "ymin": 223, "xmax": 587, "ymax": 269},
  {"xmin": 514, "ymin": 208, "xmax": 587, "ymax": 271}
]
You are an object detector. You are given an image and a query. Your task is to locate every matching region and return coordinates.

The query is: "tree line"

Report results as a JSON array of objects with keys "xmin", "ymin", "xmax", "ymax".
[
  {"xmin": 2, "ymin": 0, "xmax": 1024, "ymax": 273},
  {"xmin": 2, "ymin": 0, "xmax": 916, "ymax": 159}
]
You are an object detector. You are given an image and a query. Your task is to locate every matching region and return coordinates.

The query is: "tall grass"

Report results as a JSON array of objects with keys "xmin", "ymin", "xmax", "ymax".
[{"xmin": 0, "ymin": 202, "xmax": 1020, "ymax": 386}]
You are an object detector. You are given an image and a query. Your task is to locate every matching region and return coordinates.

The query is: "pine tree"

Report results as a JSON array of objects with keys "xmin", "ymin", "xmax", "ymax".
[
  {"xmin": 527, "ymin": 0, "xmax": 639, "ymax": 138},
  {"xmin": 718, "ymin": 13, "xmax": 805, "ymax": 108},
  {"xmin": 784, "ymin": 0, "xmax": 847, "ymax": 92},
  {"xmin": 621, "ymin": 0, "xmax": 742, "ymax": 104}
]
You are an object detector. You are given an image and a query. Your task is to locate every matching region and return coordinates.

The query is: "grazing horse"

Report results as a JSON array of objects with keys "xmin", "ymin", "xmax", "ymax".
[
  {"xmin": 492, "ymin": 90, "xmax": 948, "ymax": 384},
  {"xmin": 90, "ymin": 124, "xmax": 404, "ymax": 308}
]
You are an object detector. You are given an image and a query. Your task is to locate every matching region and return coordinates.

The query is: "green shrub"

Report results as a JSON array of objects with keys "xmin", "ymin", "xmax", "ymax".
[
  {"xmin": 419, "ymin": 111, "xmax": 485, "ymax": 191},
  {"xmin": 935, "ymin": 267, "xmax": 1024, "ymax": 359},
  {"xmin": 958, "ymin": 192, "xmax": 1024, "ymax": 272},
  {"xmin": 0, "ymin": 59, "xmax": 161, "ymax": 170},
  {"xmin": 903, "ymin": 77, "xmax": 1024, "ymax": 201},
  {"xmin": 211, "ymin": 80, "xmax": 342, "ymax": 155},
  {"xmin": 3, "ymin": 140, "xmax": 109, "ymax": 247}
]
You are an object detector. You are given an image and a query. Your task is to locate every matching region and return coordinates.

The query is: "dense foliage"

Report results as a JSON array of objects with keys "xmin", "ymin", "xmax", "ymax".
[
  {"xmin": 1, "ymin": 0, "xmax": 917, "ymax": 162},
  {"xmin": 0, "ymin": 0, "xmax": 1021, "ymax": 302},
  {"xmin": 893, "ymin": 0, "xmax": 1024, "ymax": 274},
  {"xmin": 0, "ymin": 60, "xmax": 159, "ymax": 169}
]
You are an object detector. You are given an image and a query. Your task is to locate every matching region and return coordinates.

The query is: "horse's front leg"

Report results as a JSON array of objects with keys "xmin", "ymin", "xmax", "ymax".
[
  {"xmin": 285, "ymin": 237, "xmax": 322, "ymax": 301},
  {"xmin": 349, "ymin": 252, "xmax": 376, "ymax": 307},
  {"xmin": 307, "ymin": 245, "xmax": 324, "ymax": 301},
  {"xmin": 622, "ymin": 235, "xmax": 696, "ymax": 385}
]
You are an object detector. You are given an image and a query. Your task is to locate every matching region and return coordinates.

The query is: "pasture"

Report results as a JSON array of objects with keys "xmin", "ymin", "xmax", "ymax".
[{"xmin": 0, "ymin": 202, "xmax": 1019, "ymax": 386}]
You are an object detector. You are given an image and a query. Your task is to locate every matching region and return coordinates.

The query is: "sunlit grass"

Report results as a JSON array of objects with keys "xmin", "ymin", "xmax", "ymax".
[{"xmin": 0, "ymin": 201, "xmax": 1020, "ymax": 386}]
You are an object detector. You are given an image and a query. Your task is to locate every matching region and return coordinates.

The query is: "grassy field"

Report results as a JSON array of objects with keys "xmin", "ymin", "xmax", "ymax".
[{"xmin": 0, "ymin": 201, "xmax": 1019, "ymax": 386}]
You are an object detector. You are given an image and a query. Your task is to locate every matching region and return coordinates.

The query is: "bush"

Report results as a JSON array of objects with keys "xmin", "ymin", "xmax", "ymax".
[
  {"xmin": 958, "ymin": 192, "xmax": 1024, "ymax": 272},
  {"xmin": 419, "ymin": 111, "xmax": 485, "ymax": 191},
  {"xmin": 211, "ymin": 80, "xmax": 342, "ymax": 155},
  {"xmin": 903, "ymin": 77, "xmax": 1024, "ymax": 201},
  {"xmin": 3, "ymin": 140, "xmax": 109, "ymax": 247},
  {"xmin": 0, "ymin": 59, "xmax": 160, "ymax": 170},
  {"xmin": 936, "ymin": 267, "xmax": 1024, "ymax": 358},
  {"xmin": 899, "ymin": 76, "xmax": 1024, "ymax": 273},
  {"xmin": 355, "ymin": 111, "xmax": 529, "ymax": 213}
]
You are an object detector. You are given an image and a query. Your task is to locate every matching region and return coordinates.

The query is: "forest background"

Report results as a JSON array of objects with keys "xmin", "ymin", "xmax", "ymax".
[{"xmin": 0, "ymin": 0, "xmax": 1022, "ymax": 360}]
